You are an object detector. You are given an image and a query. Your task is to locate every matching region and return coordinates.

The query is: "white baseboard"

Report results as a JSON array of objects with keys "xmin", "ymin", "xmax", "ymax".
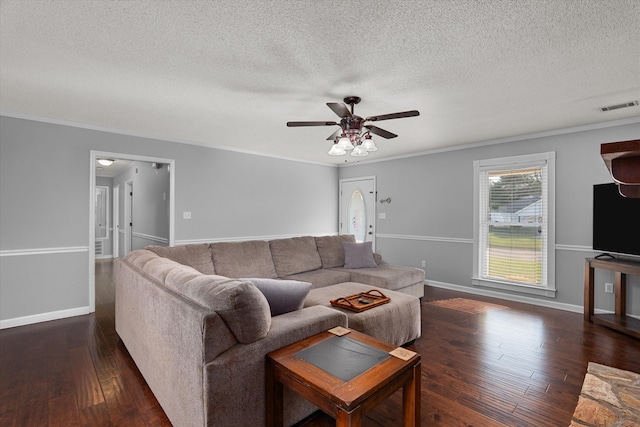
[
  {"xmin": 0, "ymin": 306, "xmax": 91, "ymax": 330},
  {"xmin": 426, "ymin": 280, "xmax": 640, "ymax": 319},
  {"xmin": 426, "ymin": 280, "xmax": 585, "ymax": 314}
]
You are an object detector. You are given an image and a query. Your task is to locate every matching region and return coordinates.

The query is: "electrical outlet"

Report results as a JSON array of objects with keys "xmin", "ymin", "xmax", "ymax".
[
  {"xmin": 421, "ymin": 260, "xmax": 427, "ymax": 268},
  {"xmin": 604, "ymin": 283, "xmax": 614, "ymax": 293}
]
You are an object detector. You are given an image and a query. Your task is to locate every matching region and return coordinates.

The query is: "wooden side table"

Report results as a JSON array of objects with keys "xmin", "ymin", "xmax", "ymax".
[
  {"xmin": 266, "ymin": 329, "xmax": 421, "ymax": 427},
  {"xmin": 584, "ymin": 257, "xmax": 640, "ymax": 339}
]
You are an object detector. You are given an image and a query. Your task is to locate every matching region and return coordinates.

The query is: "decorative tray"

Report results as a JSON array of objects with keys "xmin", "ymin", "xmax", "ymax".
[{"xmin": 330, "ymin": 289, "xmax": 390, "ymax": 312}]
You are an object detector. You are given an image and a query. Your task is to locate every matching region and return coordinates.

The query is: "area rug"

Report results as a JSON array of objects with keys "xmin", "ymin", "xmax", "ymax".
[
  {"xmin": 570, "ymin": 362, "xmax": 640, "ymax": 426},
  {"xmin": 426, "ymin": 297, "xmax": 508, "ymax": 314}
]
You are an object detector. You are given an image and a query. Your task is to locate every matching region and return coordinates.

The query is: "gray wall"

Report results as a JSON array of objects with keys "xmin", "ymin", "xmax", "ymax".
[
  {"xmin": 0, "ymin": 115, "xmax": 338, "ymax": 326},
  {"xmin": 112, "ymin": 161, "xmax": 171, "ymax": 250},
  {"xmin": 339, "ymin": 121, "xmax": 640, "ymax": 315}
]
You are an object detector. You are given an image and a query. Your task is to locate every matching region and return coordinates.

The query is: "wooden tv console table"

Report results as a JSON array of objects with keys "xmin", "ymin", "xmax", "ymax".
[{"xmin": 584, "ymin": 257, "xmax": 640, "ymax": 339}]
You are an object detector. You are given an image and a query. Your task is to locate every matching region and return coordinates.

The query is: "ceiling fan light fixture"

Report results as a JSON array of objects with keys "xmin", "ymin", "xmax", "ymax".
[
  {"xmin": 351, "ymin": 145, "xmax": 369, "ymax": 157},
  {"xmin": 286, "ymin": 96, "xmax": 419, "ymax": 158},
  {"xmin": 362, "ymin": 135, "xmax": 377, "ymax": 152},
  {"xmin": 328, "ymin": 143, "xmax": 346, "ymax": 156}
]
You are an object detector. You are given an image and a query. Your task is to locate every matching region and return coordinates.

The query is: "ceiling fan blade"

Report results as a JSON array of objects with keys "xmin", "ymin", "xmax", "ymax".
[
  {"xmin": 365, "ymin": 125, "xmax": 397, "ymax": 139},
  {"xmin": 365, "ymin": 110, "xmax": 420, "ymax": 122},
  {"xmin": 326, "ymin": 128, "xmax": 343, "ymax": 141},
  {"xmin": 327, "ymin": 102, "xmax": 352, "ymax": 118},
  {"xmin": 287, "ymin": 121, "xmax": 338, "ymax": 127}
]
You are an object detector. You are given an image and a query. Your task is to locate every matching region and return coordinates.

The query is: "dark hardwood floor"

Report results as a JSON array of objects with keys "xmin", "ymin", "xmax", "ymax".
[{"xmin": 1, "ymin": 259, "xmax": 639, "ymax": 426}]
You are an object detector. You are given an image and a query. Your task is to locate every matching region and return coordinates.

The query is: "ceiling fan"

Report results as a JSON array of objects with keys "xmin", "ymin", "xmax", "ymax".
[{"xmin": 287, "ymin": 96, "xmax": 420, "ymax": 157}]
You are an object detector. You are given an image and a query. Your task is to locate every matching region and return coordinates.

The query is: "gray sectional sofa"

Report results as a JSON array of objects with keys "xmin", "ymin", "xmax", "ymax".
[{"xmin": 114, "ymin": 235, "xmax": 425, "ymax": 427}]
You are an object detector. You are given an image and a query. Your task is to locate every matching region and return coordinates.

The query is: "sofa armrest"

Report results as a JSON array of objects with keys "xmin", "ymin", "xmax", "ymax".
[{"xmin": 203, "ymin": 306, "xmax": 347, "ymax": 427}]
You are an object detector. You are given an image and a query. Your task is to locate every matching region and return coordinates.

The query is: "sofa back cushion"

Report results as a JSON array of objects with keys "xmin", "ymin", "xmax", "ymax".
[
  {"xmin": 269, "ymin": 236, "xmax": 322, "ymax": 277},
  {"xmin": 146, "ymin": 244, "xmax": 215, "ymax": 275},
  {"xmin": 210, "ymin": 240, "xmax": 278, "ymax": 279},
  {"xmin": 314, "ymin": 235, "xmax": 356, "ymax": 268}
]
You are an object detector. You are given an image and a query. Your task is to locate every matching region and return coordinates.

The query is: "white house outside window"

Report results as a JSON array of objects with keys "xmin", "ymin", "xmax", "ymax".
[{"xmin": 473, "ymin": 152, "xmax": 556, "ymax": 297}]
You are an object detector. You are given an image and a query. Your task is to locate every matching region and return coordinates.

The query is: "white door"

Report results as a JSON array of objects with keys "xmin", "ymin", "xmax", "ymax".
[{"xmin": 340, "ymin": 177, "xmax": 376, "ymax": 249}]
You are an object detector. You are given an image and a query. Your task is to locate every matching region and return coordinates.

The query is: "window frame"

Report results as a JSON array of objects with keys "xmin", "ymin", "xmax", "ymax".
[{"xmin": 472, "ymin": 152, "xmax": 556, "ymax": 298}]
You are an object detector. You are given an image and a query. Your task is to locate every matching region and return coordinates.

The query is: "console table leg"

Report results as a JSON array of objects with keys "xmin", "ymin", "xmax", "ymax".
[
  {"xmin": 584, "ymin": 261, "xmax": 595, "ymax": 322},
  {"xmin": 615, "ymin": 272, "xmax": 627, "ymax": 317}
]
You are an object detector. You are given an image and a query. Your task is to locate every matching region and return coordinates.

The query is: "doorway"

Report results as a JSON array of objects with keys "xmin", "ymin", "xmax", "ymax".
[
  {"xmin": 339, "ymin": 177, "xmax": 376, "ymax": 249},
  {"xmin": 89, "ymin": 150, "xmax": 175, "ymax": 313}
]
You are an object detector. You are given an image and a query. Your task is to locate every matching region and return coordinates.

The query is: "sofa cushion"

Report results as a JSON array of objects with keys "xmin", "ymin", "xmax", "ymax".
[
  {"xmin": 210, "ymin": 240, "xmax": 278, "ymax": 279},
  {"xmin": 241, "ymin": 278, "xmax": 311, "ymax": 316},
  {"xmin": 146, "ymin": 244, "xmax": 215, "ymax": 274},
  {"xmin": 179, "ymin": 275, "xmax": 271, "ymax": 343},
  {"xmin": 342, "ymin": 241, "xmax": 377, "ymax": 269},
  {"xmin": 125, "ymin": 249, "xmax": 160, "ymax": 269},
  {"xmin": 340, "ymin": 264, "xmax": 425, "ymax": 291},
  {"xmin": 314, "ymin": 235, "xmax": 356, "ymax": 268},
  {"xmin": 269, "ymin": 236, "xmax": 322, "ymax": 277},
  {"xmin": 139, "ymin": 256, "xmax": 202, "ymax": 285},
  {"xmin": 280, "ymin": 269, "xmax": 353, "ymax": 289}
]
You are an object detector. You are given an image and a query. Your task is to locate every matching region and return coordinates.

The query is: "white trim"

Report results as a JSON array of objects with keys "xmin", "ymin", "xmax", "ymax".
[
  {"xmin": 339, "ymin": 117, "xmax": 640, "ymax": 167},
  {"xmin": 0, "ymin": 306, "xmax": 91, "ymax": 330},
  {"xmin": 1, "ymin": 111, "xmax": 336, "ymax": 167},
  {"xmin": 473, "ymin": 151, "xmax": 556, "ymax": 295},
  {"xmin": 339, "ymin": 176, "xmax": 377, "ymax": 250},
  {"xmin": 0, "ymin": 246, "xmax": 89, "ymax": 257},
  {"xmin": 471, "ymin": 277, "xmax": 557, "ymax": 297},
  {"xmin": 376, "ymin": 234, "xmax": 596, "ymax": 251},
  {"xmin": 132, "ymin": 232, "xmax": 169, "ymax": 244},
  {"xmin": 6, "ymin": 112, "xmax": 636, "ymax": 169},
  {"xmin": 428, "ymin": 280, "xmax": 576, "ymax": 312},
  {"xmin": 176, "ymin": 232, "xmax": 337, "ymax": 245},
  {"xmin": 376, "ymin": 234, "xmax": 473, "ymax": 244},
  {"xmin": 426, "ymin": 280, "xmax": 640, "ymax": 319},
  {"xmin": 555, "ymin": 244, "xmax": 594, "ymax": 253}
]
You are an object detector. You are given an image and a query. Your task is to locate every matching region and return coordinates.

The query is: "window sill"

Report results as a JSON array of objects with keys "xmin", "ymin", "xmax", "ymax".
[{"xmin": 471, "ymin": 277, "xmax": 557, "ymax": 298}]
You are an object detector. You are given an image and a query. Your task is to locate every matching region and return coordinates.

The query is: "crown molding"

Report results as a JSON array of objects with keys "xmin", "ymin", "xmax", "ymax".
[
  {"xmin": 0, "ymin": 110, "xmax": 337, "ymax": 168},
  {"xmin": 340, "ymin": 117, "xmax": 640, "ymax": 167}
]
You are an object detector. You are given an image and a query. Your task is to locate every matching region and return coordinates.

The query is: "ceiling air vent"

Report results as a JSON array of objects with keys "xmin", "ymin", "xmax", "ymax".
[{"xmin": 601, "ymin": 101, "xmax": 638, "ymax": 112}]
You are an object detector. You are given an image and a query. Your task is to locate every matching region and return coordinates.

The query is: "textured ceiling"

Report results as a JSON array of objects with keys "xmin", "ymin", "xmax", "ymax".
[{"xmin": 1, "ymin": 0, "xmax": 639, "ymax": 165}]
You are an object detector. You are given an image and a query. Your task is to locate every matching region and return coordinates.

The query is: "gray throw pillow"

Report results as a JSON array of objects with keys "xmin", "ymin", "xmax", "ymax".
[
  {"xmin": 342, "ymin": 241, "xmax": 377, "ymax": 269},
  {"xmin": 241, "ymin": 278, "xmax": 311, "ymax": 316}
]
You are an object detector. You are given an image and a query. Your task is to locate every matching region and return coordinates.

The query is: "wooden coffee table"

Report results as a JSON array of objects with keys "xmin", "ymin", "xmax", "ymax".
[{"xmin": 266, "ymin": 328, "xmax": 421, "ymax": 427}]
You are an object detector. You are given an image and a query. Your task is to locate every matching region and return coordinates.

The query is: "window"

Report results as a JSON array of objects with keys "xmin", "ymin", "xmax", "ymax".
[{"xmin": 473, "ymin": 152, "xmax": 556, "ymax": 297}]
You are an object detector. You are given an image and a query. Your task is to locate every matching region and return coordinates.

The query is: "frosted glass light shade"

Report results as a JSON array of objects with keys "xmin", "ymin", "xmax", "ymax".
[
  {"xmin": 337, "ymin": 136, "xmax": 354, "ymax": 150},
  {"xmin": 351, "ymin": 145, "xmax": 369, "ymax": 157},
  {"xmin": 328, "ymin": 144, "xmax": 346, "ymax": 156},
  {"xmin": 361, "ymin": 137, "xmax": 377, "ymax": 152}
]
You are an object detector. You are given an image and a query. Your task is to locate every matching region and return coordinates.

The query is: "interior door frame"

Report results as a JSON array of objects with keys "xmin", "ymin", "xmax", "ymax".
[
  {"xmin": 89, "ymin": 150, "xmax": 175, "ymax": 313},
  {"xmin": 339, "ymin": 176, "xmax": 377, "ymax": 250},
  {"xmin": 113, "ymin": 184, "xmax": 119, "ymax": 258},
  {"xmin": 124, "ymin": 180, "xmax": 133, "ymax": 255}
]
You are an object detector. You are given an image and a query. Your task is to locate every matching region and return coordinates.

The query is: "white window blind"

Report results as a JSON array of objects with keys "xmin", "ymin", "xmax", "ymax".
[{"xmin": 473, "ymin": 152, "xmax": 555, "ymax": 296}]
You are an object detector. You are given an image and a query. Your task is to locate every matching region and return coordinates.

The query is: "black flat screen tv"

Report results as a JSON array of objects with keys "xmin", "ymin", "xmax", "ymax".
[{"xmin": 593, "ymin": 183, "xmax": 640, "ymax": 257}]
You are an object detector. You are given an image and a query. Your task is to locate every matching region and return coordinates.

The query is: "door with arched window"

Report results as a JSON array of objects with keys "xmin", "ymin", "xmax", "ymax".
[{"xmin": 339, "ymin": 177, "xmax": 376, "ymax": 249}]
